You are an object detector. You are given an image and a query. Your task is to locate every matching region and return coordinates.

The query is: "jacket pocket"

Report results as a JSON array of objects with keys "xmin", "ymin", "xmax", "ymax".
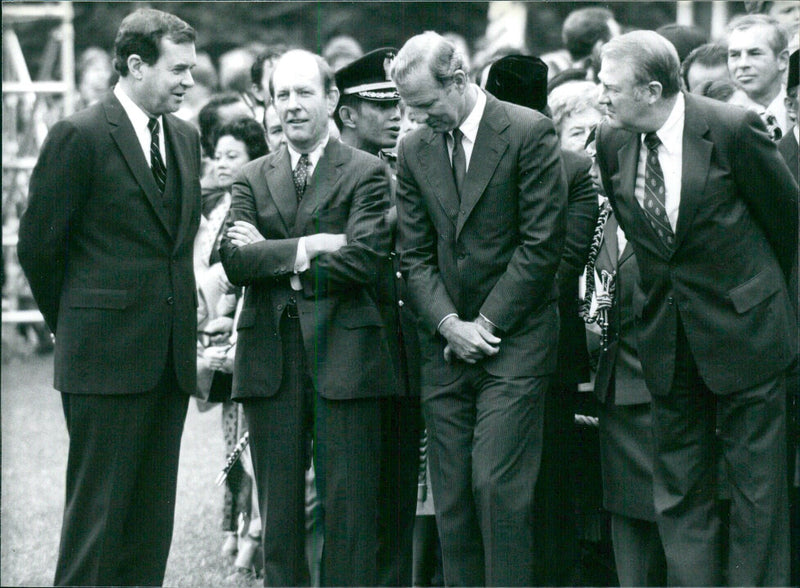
[
  {"xmin": 335, "ymin": 305, "xmax": 383, "ymax": 329},
  {"xmin": 65, "ymin": 288, "xmax": 132, "ymax": 309},
  {"xmin": 728, "ymin": 269, "xmax": 780, "ymax": 314}
]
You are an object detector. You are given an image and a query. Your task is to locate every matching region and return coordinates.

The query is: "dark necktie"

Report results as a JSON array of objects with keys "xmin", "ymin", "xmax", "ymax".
[
  {"xmin": 451, "ymin": 128, "xmax": 466, "ymax": 199},
  {"xmin": 147, "ymin": 117, "xmax": 166, "ymax": 194},
  {"xmin": 642, "ymin": 132, "xmax": 674, "ymax": 249},
  {"xmin": 292, "ymin": 153, "xmax": 310, "ymax": 201}
]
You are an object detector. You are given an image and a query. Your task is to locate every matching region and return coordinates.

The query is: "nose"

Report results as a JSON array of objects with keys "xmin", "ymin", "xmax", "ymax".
[
  {"xmin": 182, "ymin": 69, "xmax": 194, "ymax": 88},
  {"xmin": 390, "ymin": 103, "xmax": 402, "ymax": 120},
  {"xmin": 597, "ymin": 88, "xmax": 610, "ymax": 105},
  {"xmin": 286, "ymin": 91, "xmax": 300, "ymax": 110}
]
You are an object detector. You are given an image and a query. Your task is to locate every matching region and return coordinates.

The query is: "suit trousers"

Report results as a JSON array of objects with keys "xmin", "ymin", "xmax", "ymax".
[
  {"xmin": 376, "ymin": 395, "xmax": 422, "ymax": 587},
  {"xmin": 55, "ymin": 353, "xmax": 188, "ymax": 586},
  {"xmin": 610, "ymin": 514, "xmax": 666, "ymax": 587},
  {"xmin": 651, "ymin": 321, "xmax": 789, "ymax": 586},
  {"xmin": 242, "ymin": 312, "xmax": 381, "ymax": 587},
  {"xmin": 422, "ymin": 365, "xmax": 547, "ymax": 587}
]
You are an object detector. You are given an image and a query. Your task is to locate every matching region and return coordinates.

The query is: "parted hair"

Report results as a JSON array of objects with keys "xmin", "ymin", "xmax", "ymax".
[
  {"xmin": 727, "ymin": 13, "xmax": 789, "ymax": 57},
  {"xmin": 391, "ymin": 31, "xmax": 470, "ymax": 88},
  {"xmin": 113, "ymin": 8, "xmax": 195, "ymax": 77},
  {"xmin": 601, "ymin": 31, "xmax": 682, "ymax": 98}
]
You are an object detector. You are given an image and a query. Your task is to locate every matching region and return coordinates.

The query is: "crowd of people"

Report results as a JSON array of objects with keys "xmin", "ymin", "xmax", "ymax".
[{"xmin": 10, "ymin": 3, "xmax": 800, "ymax": 587}]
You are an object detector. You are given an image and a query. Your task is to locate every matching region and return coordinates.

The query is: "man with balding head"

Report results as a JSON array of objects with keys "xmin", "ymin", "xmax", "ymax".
[
  {"xmin": 219, "ymin": 49, "xmax": 393, "ymax": 586},
  {"xmin": 596, "ymin": 30, "xmax": 797, "ymax": 586},
  {"xmin": 392, "ymin": 31, "xmax": 568, "ymax": 586}
]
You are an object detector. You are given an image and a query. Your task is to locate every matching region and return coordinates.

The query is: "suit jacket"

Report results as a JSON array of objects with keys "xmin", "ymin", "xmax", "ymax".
[
  {"xmin": 396, "ymin": 91, "xmax": 568, "ymax": 384},
  {"xmin": 18, "ymin": 92, "xmax": 201, "ymax": 395},
  {"xmin": 555, "ymin": 149, "xmax": 599, "ymax": 386},
  {"xmin": 596, "ymin": 93, "xmax": 798, "ymax": 396},
  {"xmin": 592, "ymin": 214, "xmax": 650, "ymax": 406},
  {"xmin": 219, "ymin": 139, "xmax": 393, "ymax": 400}
]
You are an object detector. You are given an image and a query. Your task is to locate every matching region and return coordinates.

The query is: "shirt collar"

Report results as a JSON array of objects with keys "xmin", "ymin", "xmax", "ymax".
[
  {"xmin": 765, "ymin": 87, "xmax": 788, "ymax": 130},
  {"xmin": 648, "ymin": 92, "xmax": 684, "ymax": 154},
  {"xmin": 287, "ymin": 134, "xmax": 329, "ymax": 170},
  {"xmin": 114, "ymin": 84, "xmax": 161, "ymax": 131},
  {"xmin": 455, "ymin": 85, "xmax": 486, "ymax": 144}
]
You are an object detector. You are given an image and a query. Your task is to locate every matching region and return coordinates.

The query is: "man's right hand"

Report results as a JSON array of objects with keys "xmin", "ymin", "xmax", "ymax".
[
  {"xmin": 439, "ymin": 316, "xmax": 501, "ymax": 364},
  {"xmin": 305, "ymin": 233, "xmax": 347, "ymax": 259}
]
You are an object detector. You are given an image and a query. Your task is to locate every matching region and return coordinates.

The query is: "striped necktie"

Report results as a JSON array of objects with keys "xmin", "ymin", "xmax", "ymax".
[{"xmin": 147, "ymin": 117, "xmax": 166, "ymax": 194}]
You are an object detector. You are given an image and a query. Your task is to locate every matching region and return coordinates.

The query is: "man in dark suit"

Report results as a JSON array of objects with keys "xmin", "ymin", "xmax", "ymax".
[
  {"xmin": 595, "ymin": 30, "xmax": 798, "ymax": 586},
  {"xmin": 484, "ymin": 54, "xmax": 599, "ymax": 586},
  {"xmin": 335, "ymin": 48, "xmax": 422, "ymax": 587},
  {"xmin": 778, "ymin": 46, "xmax": 799, "ymax": 588},
  {"xmin": 219, "ymin": 49, "xmax": 393, "ymax": 587},
  {"xmin": 392, "ymin": 32, "xmax": 568, "ymax": 586},
  {"xmin": 17, "ymin": 9, "xmax": 200, "ymax": 586}
]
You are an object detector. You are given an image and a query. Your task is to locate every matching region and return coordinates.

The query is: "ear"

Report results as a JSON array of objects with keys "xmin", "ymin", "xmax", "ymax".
[
  {"xmin": 338, "ymin": 104, "xmax": 358, "ymax": 129},
  {"xmin": 777, "ymin": 48, "xmax": 790, "ymax": 73},
  {"xmin": 645, "ymin": 81, "xmax": 664, "ymax": 104},
  {"xmin": 326, "ymin": 87, "xmax": 341, "ymax": 116},
  {"xmin": 452, "ymin": 69, "xmax": 468, "ymax": 92},
  {"xmin": 127, "ymin": 54, "xmax": 145, "ymax": 80}
]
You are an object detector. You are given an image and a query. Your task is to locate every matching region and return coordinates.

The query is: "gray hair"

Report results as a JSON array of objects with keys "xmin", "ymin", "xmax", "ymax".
[
  {"xmin": 548, "ymin": 81, "xmax": 601, "ymax": 133},
  {"xmin": 391, "ymin": 31, "xmax": 470, "ymax": 88},
  {"xmin": 601, "ymin": 30, "xmax": 682, "ymax": 98},
  {"xmin": 727, "ymin": 13, "xmax": 789, "ymax": 57}
]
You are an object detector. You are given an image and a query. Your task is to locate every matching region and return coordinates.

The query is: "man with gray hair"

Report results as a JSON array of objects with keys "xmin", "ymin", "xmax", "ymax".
[
  {"xmin": 596, "ymin": 30, "xmax": 797, "ymax": 586},
  {"xmin": 727, "ymin": 13, "xmax": 791, "ymax": 136},
  {"xmin": 392, "ymin": 31, "xmax": 568, "ymax": 586}
]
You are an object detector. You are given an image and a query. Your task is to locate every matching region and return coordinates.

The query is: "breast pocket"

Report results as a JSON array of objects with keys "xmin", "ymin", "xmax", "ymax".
[{"xmin": 727, "ymin": 269, "xmax": 781, "ymax": 314}]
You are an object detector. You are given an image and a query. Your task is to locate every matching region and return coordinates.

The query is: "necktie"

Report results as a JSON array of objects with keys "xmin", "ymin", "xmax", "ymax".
[
  {"xmin": 451, "ymin": 128, "xmax": 466, "ymax": 199},
  {"xmin": 292, "ymin": 153, "xmax": 310, "ymax": 201},
  {"xmin": 642, "ymin": 132, "xmax": 674, "ymax": 249},
  {"xmin": 761, "ymin": 111, "xmax": 782, "ymax": 142},
  {"xmin": 147, "ymin": 117, "xmax": 166, "ymax": 194}
]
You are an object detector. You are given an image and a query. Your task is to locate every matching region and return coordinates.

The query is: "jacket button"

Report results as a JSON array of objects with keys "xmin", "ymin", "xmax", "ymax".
[
  {"xmin": 667, "ymin": 296, "xmax": 674, "ymax": 305},
  {"xmin": 398, "ymin": 300, "xmax": 405, "ymax": 307},
  {"xmin": 277, "ymin": 303, "xmax": 284, "ymax": 311},
  {"xmin": 396, "ymin": 271, "xmax": 402, "ymax": 279},
  {"xmin": 167, "ymin": 296, "xmax": 175, "ymax": 305}
]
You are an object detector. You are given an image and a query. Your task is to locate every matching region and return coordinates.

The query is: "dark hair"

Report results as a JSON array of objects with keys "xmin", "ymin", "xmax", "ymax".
[
  {"xmin": 269, "ymin": 50, "xmax": 336, "ymax": 99},
  {"xmin": 696, "ymin": 78, "xmax": 738, "ymax": 102},
  {"xmin": 681, "ymin": 42, "xmax": 729, "ymax": 89},
  {"xmin": 250, "ymin": 44, "xmax": 289, "ymax": 89},
  {"xmin": 562, "ymin": 7, "xmax": 615, "ymax": 61},
  {"xmin": 656, "ymin": 23, "xmax": 708, "ymax": 63},
  {"xmin": 213, "ymin": 117, "xmax": 268, "ymax": 161},
  {"xmin": 113, "ymin": 8, "xmax": 195, "ymax": 77},
  {"xmin": 198, "ymin": 93, "xmax": 247, "ymax": 157}
]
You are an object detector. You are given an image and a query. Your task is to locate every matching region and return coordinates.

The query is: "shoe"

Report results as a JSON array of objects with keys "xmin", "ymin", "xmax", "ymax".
[{"xmin": 221, "ymin": 531, "xmax": 238, "ymax": 558}]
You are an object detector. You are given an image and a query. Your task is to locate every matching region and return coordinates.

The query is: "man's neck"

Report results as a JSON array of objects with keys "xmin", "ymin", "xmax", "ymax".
[
  {"xmin": 639, "ymin": 94, "xmax": 679, "ymax": 134},
  {"xmin": 457, "ymin": 83, "xmax": 479, "ymax": 129},
  {"xmin": 116, "ymin": 78, "xmax": 156, "ymax": 119},
  {"xmin": 750, "ymin": 80, "xmax": 782, "ymax": 109}
]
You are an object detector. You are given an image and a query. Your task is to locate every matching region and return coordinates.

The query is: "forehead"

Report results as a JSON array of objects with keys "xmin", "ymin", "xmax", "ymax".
[
  {"xmin": 215, "ymin": 135, "xmax": 247, "ymax": 151},
  {"xmin": 564, "ymin": 107, "xmax": 602, "ymax": 126},
  {"xmin": 728, "ymin": 25, "xmax": 775, "ymax": 52},
  {"xmin": 155, "ymin": 38, "xmax": 196, "ymax": 65},
  {"xmin": 598, "ymin": 58, "xmax": 635, "ymax": 87},
  {"xmin": 397, "ymin": 69, "xmax": 444, "ymax": 104},
  {"xmin": 273, "ymin": 54, "xmax": 324, "ymax": 91}
]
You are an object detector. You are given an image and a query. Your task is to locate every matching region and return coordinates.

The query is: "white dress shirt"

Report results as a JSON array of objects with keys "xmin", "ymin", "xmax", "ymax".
[
  {"xmin": 635, "ymin": 93, "xmax": 685, "ymax": 232},
  {"xmin": 113, "ymin": 85, "xmax": 166, "ymax": 169},
  {"xmin": 287, "ymin": 136, "xmax": 329, "ymax": 290},
  {"xmin": 447, "ymin": 85, "xmax": 487, "ymax": 171}
]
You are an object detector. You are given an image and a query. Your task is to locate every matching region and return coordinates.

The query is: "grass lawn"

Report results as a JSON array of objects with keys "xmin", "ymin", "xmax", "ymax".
[{"xmin": 1, "ymin": 332, "xmax": 247, "ymax": 587}]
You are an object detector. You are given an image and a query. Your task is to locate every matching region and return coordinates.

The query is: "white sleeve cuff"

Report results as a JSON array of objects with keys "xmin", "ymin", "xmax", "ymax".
[{"xmin": 294, "ymin": 237, "xmax": 310, "ymax": 273}]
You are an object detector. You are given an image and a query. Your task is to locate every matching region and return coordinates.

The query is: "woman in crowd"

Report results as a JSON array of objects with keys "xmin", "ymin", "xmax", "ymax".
[{"xmin": 194, "ymin": 117, "xmax": 267, "ymax": 575}]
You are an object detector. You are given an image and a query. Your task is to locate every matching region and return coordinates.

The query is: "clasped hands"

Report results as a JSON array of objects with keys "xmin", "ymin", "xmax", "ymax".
[
  {"xmin": 226, "ymin": 221, "xmax": 346, "ymax": 257},
  {"xmin": 440, "ymin": 315, "xmax": 501, "ymax": 364}
]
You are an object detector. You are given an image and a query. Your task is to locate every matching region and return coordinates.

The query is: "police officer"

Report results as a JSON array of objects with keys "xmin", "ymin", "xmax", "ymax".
[{"xmin": 335, "ymin": 48, "xmax": 423, "ymax": 587}]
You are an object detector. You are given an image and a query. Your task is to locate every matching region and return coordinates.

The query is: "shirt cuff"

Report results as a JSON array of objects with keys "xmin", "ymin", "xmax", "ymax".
[
  {"xmin": 478, "ymin": 313, "xmax": 499, "ymax": 330},
  {"xmin": 437, "ymin": 313, "xmax": 459, "ymax": 333},
  {"xmin": 290, "ymin": 237, "xmax": 310, "ymax": 291}
]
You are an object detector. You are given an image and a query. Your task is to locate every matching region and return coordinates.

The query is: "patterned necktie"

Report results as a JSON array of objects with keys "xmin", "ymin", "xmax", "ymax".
[
  {"xmin": 147, "ymin": 117, "xmax": 166, "ymax": 194},
  {"xmin": 642, "ymin": 132, "xmax": 674, "ymax": 249},
  {"xmin": 292, "ymin": 153, "xmax": 310, "ymax": 201},
  {"xmin": 761, "ymin": 111, "xmax": 783, "ymax": 142},
  {"xmin": 451, "ymin": 128, "xmax": 466, "ymax": 199}
]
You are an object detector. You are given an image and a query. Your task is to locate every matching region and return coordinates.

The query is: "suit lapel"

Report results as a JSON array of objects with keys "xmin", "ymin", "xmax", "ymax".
[
  {"xmin": 104, "ymin": 94, "xmax": 173, "ymax": 236},
  {"xmin": 615, "ymin": 131, "xmax": 673, "ymax": 259},
  {"xmin": 673, "ymin": 95, "xmax": 712, "ymax": 252},
  {"xmin": 417, "ymin": 129, "xmax": 459, "ymax": 227},
  {"xmin": 266, "ymin": 146, "xmax": 296, "ymax": 234},
  {"xmin": 456, "ymin": 94, "xmax": 509, "ymax": 240},
  {"xmin": 294, "ymin": 139, "xmax": 345, "ymax": 236},
  {"xmin": 164, "ymin": 114, "xmax": 196, "ymax": 250}
]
